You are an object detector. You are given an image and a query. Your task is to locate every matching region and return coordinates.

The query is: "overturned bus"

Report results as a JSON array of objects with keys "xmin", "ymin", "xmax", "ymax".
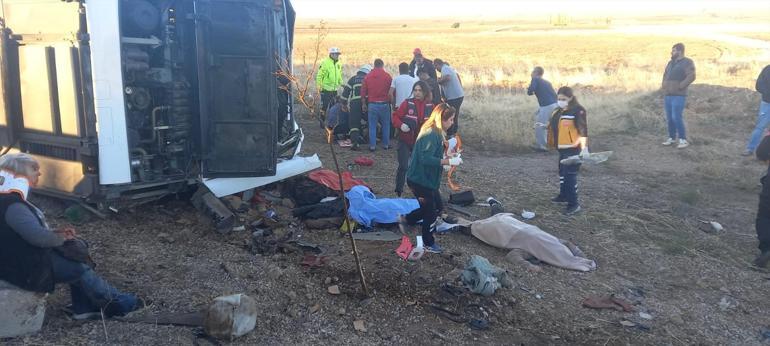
[{"xmin": 0, "ymin": 0, "xmax": 320, "ymax": 209}]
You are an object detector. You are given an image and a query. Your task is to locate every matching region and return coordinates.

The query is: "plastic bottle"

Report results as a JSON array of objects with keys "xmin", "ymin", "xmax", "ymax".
[{"xmin": 407, "ymin": 236, "xmax": 425, "ymax": 261}]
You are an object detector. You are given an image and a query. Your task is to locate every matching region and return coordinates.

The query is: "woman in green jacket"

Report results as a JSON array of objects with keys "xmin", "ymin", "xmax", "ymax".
[{"xmin": 398, "ymin": 103, "xmax": 462, "ymax": 253}]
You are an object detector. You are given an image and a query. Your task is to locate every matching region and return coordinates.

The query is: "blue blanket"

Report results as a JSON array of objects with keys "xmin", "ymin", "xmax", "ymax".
[{"xmin": 345, "ymin": 185, "xmax": 419, "ymax": 228}]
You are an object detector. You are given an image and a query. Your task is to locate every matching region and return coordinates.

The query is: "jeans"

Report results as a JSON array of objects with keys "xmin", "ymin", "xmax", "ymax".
[
  {"xmin": 746, "ymin": 101, "xmax": 770, "ymax": 152},
  {"xmin": 367, "ymin": 103, "xmax": 391, "ymax": 149},
  {"xmin": 395, "ymin": 141, "xmax": 413, "ymax": 195},
  {"xmin": 446, "ymin": 97, "xmax": 464, "ymax": 137},
  {"xmin": 405, "ymin": 180, "xmax": 443, "ymax": 247},
  {"xmin": 558, "ymin": 148, "xmax": 581, "ymax": 207},
  {"xmin": 535, "ymin": 103, "xmax": 558, "ymax": 149},
  {"xmin": 664, "ymin": 95, "xmax": 687, "ymax": 140},
  {"xmin": 51, "ymin": 252, "xmax": 137, "ymax": 316}
]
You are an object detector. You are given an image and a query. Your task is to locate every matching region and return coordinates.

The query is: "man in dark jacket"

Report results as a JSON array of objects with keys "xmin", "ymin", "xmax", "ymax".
[
  {"xmin": 0, "ymin": 153, "xmax": 141, "ymax": 320},
  {"xmin": 743, "ymin": 65, "xmax": 770, "ymax": 156},
  {"xmin": 753, "ymin": 136, "xmax": 770, "ymax": 267},
  {"xmin": 409, "ymin": 48, "xmax": 437, "ymax": 80},
  {"xmin": 341, "ymin": 64, "xmax": 371, "ymax": 150},
  {"xmin": 661, "ymin": 42, "xmax": 696, "ymax": 149}
]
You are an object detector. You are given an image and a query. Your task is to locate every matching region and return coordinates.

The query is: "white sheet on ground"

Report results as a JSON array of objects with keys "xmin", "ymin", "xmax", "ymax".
[{"xmin": 470, "ymin": 213, "xmax": 597, "ymax": 272}]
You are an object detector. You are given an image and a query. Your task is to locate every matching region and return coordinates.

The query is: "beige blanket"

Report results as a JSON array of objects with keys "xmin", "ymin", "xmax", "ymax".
[{"xmin": 470, "ymin": 213, "xmax": 596, "ymax": 272}]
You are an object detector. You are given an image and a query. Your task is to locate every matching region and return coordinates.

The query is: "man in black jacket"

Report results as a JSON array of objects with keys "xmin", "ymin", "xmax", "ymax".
[
  {"xmin": 341, "ymin": 64, "xmax": 371, "ymax": 150},
  {"xmin": 409, "ymin": 48, "xmax": 437, "ymax": 81},
  {"xmin": 743, "ymin": 65, "xmax": 770, "ymax": 156}
]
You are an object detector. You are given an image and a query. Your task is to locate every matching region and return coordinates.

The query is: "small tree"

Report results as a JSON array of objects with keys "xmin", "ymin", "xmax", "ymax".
[{"xmin": 451, "ymin": 22, "xmax": 460, "ymax": 29}]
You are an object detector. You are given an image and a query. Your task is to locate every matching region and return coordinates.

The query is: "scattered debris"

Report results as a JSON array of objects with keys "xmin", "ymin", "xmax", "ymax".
[
  {"xmin": 353, "ymin": 156, "xmax": 374, "ymax": 166},
  {"xmin": 309, "ymin": 304, "xmax": 321, "ymax": 314},
  {"xmin": 157, "ymin": 232, "xmax": 175, "ymax": 244},
  {"xmin": 469, "ymin": 318, "xmax": 490, "ymax": 330},
  {"xmin": 639, "ymin": 312, "xmax": 653, "ymax": 320},
  {"xmin": 327, "ymin": 285, "xmax": 341, "ymax": 295},
  {"xmin": 486, "ymin": 197, "xmax": 505, "ymax": 216},
  {"xmin": 620, "ymin": 320, "xmax": 636, "ymax": 327},
  {"xmin": 353, "ymin": 319, "xmax": 367, "ymax": 332},
  {"xmin": 449, "ymin": 190, "xmax": 475, "ymax": 206},
  {"xmin": 718, "ymin": 296, "xmax": 737, "ymax": 311},
  {"xmin": 582, "ymin": 295, "xmax": 635, "ymax": 312},
  {"xmin": 461, "ymin": 255, "xmax": 513, "ymax": 296},
  {"xmin": 521, "ymin": 210, "xmax": 536, "ymax": 220},
  {"xmin": 301, "ymin": 254, "xmax": 328, "ymax": 268},
  {"xmin": 699, "ymin": 220, "xmax": 724, "ymax": 234},
  {"xmin": 324, "ymin": 277, "xmax": 333, "ymax": 285},
  {"xmin": 203, "ymin": 294, "xmax": 257, "ymax": 341},
  {"xmin": 337, "ymin": 308, "xmax": 346, "ymax": 316},
  {"xmin": 191, "ymin": 187, "xmax": 236, "ymax": 232},
  {"xmin": 352, "ymin": 231, "xmax": 402, "ymax": 242},
  {"xmin": 447, "ymin": 204, "xmax": 476, "ymax": 218}
]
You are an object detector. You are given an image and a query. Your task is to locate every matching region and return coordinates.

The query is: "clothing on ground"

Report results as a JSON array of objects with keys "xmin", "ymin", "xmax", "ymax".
[
  {"xmin": 527, "ymin": 77, "xmax": 557, "ymax": 106},
  {"xmin": 461, "ymin": 255, "xmax": 513, "ymax": 296},
  {"xmin": 439, "ymin": 64, "xmax": 464, "ymax": 100},
  {"xmin": 361, "ymin": 67, "xmax": 393, "ymax": 103},
  {"xmin": 391, "ymin": 74, "xmax": 419, "ymax": 107},
  {"xmin": 345, "ymin": 185, "xmax": 419, "ymax": 228},
  {"xmin": 470, "ymin": 213, "xmax": 597, "ymax": 271},
  {"xmin": 307, "ymin": 169, "xmax": 367, "ymax": 192},
  {"xmin": 662, "ymin": 57, "xmax": 696, "ymax": 96}
]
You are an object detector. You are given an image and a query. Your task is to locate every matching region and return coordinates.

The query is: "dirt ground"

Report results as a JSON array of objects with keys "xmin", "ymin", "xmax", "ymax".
[{"xmin": 6, "ymin": 86, "xmax": 770, "ymax": 345}]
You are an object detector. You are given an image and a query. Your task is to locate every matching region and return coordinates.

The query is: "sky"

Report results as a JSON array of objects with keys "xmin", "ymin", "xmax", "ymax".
[{"xmin": 290, "ymin": 0, "xmax": 770, "ymax": 19}]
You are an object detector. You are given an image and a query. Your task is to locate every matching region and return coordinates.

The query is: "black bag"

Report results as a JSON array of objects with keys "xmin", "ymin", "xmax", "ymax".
[{"xmin": 449, "ymin": 190, "xmax": 475, "ymax": 206}]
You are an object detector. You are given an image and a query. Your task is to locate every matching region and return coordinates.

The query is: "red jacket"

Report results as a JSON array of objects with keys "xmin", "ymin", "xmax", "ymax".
[
  {"xmin": 392, "ymin": 98, "xmax": 434, "ymax": 147},
  {"xmin": 361, "ymin": 67, "xmax": 392, "ymax": 103}
]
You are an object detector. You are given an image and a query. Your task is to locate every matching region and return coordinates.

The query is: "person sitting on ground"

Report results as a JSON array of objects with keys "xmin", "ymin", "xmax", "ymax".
[
  {"xmin": 547, "ymin": 86, "xmax": 589, "ymax": 215},
  {"xmin": 753, "ymin": 136, "xmax": 770, "ymax": 267},
  {"xmin": 391, "ymin": 81, "xmax": 434, "ymax": 197},
  {"xmin": 325, "ymin": 96, "xmax": 351, "ymax": 146},
  {"xmin": 398, "ymin": 104, "xmax": 462, "ymax": 254},
  {"xmin": 0, "ymin": 153, "xmax": 143, "ymax": 320},
  {"xmin": 527, "ymin": 66, "xmax": 558, "ymax": 152},
  {"xmin": 419, "ymin": 70, "xmax": 442, "ymax": 105}
]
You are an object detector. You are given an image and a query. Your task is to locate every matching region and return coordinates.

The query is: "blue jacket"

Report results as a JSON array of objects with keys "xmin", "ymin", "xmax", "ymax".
[{"xmin": 527, "ymin": 77, "xmax": 557, "ymax": 107}]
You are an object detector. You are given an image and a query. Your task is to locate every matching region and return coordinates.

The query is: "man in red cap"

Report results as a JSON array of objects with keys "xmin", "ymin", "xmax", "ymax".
[{"xmin": 409, "ymin": 48, "xmax": 437, "ymax": 82}]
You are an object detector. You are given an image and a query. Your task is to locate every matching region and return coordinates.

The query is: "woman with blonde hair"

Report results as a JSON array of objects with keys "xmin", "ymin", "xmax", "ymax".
[{"xmin": 397, "ymin": 103, "xmax": 462, "ymax": 253}]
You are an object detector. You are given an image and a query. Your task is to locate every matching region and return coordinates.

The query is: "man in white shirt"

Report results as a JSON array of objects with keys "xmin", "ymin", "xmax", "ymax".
[
  {"xmin": 390, "ymin": 62, "xmax": 419, "ymax": 109},
  {"xmin": 434, "ymin": 58, "xmax": 464, "ymax": 137}
]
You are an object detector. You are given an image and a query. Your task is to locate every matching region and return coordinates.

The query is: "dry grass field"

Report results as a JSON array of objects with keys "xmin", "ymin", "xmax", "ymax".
[{"xmin": 293, "ymin": 18, "xmax": 770, "ymax": 149}]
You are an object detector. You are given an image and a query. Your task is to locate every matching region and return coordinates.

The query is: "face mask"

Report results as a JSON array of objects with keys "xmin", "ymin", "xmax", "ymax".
[{"xmin": 557, "ymin": 100, "xmax": 569, "ymax": 109}]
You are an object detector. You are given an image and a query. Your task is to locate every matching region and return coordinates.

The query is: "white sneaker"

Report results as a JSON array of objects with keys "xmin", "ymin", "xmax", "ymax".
[
  {"xmin": 662, "ymin": 138, "xmax": 675, "ymax": 146},
  {"xmin": 676, "ymin": 139, "xmax": 689, "ymax": 149}
]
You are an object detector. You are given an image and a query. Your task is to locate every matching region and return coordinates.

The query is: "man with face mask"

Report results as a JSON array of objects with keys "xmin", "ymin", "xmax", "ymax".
[
  {"xmin": 661, "ymin": 43, "xmax": 696, "ymax": 149},
  {"xmin": 409, "ymin": 48, "xmax": 437, "ymax": 80},
  {"xmin": 317, "ymin": 47, "xmax": 344, "ymax": 128}
]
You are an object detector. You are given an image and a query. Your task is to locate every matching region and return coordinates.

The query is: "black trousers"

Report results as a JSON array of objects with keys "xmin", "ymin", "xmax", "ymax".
[
  {"xmin": 347, "ymin": 100, "xmax": 364, "ymax": 144},
  {"xmin": 395, "ymin": 141, "xmax": 412, "ymax": 195},
  {"xmin": 558, "ymin": 147, "xmax": 581, "ymax": 207},
  {"xmin": 405, "ymin": 180, "xmax": 443, "ymax": 246},
  {"xmin": 757, "ymin": 216, "xmax": 770, "ymax": 252},
  {"xmin": 446, "ymin": 96, "xmax": 464, "ymax": 137},
  {"xmin": 320, "ymin": 90, "xmax": 337, "ymax": 126}
]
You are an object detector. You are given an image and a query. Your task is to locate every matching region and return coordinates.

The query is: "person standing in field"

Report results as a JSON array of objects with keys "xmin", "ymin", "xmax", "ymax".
[
  {"xmin": 434, "ymin": 58, "xmax": 465, "ymax": 138},
  {"xmin": 316, "ymin": 47, "xmax": 344, "ymax": 128},
  {"xmin": 752, "ymin": 136, "xmax": 770, "ymax": 267},
  {"xmin": 419, "ymin": 70, "xmax": 442, "ymax": 104},
  {"xmin": 341, "ymin": 64, "xmax": 371, "ymax": 150},
  {"xmin": 742, "ymin": 64, "xmax": 770, "ymax": 156},
  {"xmin": 398, "ymin": 104, "xmax": 462, "ymax": 254},
  {"xmin": 527, "ymin": 66, "xmax": 559, "ymax": 152},
  {"xmin": 661, "ymin": 43, "xmax": 696, "ymax": 149},
  {"xmin": 409, "ymin": 48, "xmax": 437, "ymax": 80},
  {"xmin": 547, "ymin": 86, "xmax": 589, "ymax": 215},
  {"xmin": 390, "ymin": 62, "xmax": 419, "ymax": 110},
  {"xmin": 361, "ymin": 59, "xmax": 393, "ymax": 151},
  {"xmin": 391, "ymin": 81, "xmax": 434, "ymax": 197}
]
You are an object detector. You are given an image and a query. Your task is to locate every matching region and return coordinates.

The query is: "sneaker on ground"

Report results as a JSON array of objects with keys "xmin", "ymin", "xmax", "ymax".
[
  {"xmin": 564, "ymin": 205, "xmax": 582, "ymax": 215},
  {"xmin": 662, "ymin": 138, "xmax": 675, "ymax": 146},
  {"xmin": 425, "ymin": 243, "xmax": 443, "ymax": 254},
  {"xmin": 676, "ymin": 139, "xmax": 689, "ymax": 149},
  {"xmin": 742, "ymin": 150, "xmax": 754, "ymax": 157},
  {"xmin": 551, "ymin": 195, "xmax": 568, "ymax": 204}
]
